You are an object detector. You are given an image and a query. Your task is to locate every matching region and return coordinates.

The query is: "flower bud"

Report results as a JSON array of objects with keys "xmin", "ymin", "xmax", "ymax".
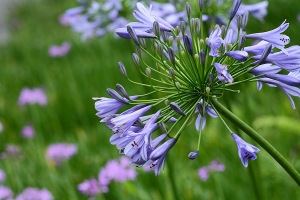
[
  {"xmin": 118, "ymin": 62, "xmax": 127, "ymax": 78},
  {"xmin": 242, "ymin": 11, "xmax": 249, "ymax": 31},
  {"xmin": 209, "ymin": 73, "xmax": 214, "ymax": 85},
  {"xmin": 180, "ymin": 21, "xmax": 186, "ymax": 34},
  {"xmin": 175, "ymin": 82, "xmax": 181, "ymax": 89},
  {"xmin": 153, "ymin": 21, "xmax": 160, "ymax": 38},
  {"xmin": 132, "ymin": 53, "xmax": 140, "ymax": 67},
  {"xmin": 256, "ymin": 43, "xmax": 272, "ymax": 66},
  {"xmin": 107, "ymin": 88, "xmax": 129, "ymax": 104},
  {"xmin": 168, "ymin": 36, "xmax": 174, "ymax": 46},
  {"xmin": 188, "ymin": 150, "xmax": 199, "ymax": 159},
  {"xmin": 198, "ymin": 0, "xmax": 204, "ymax": 11},
  {"xmin": 146, "ymin": 68, "xmax": 151, "ymax": 77},
  {"xmin": 116, "ymin": 84, "xmax": 130, "ymax": 100},
  {"xmin": 184, "ymin": 34, "xmax": 193, "ymax": 55},
  {"xmin": 159, "ymin": 122, "xmax": 168, "ymax": 133},
  {"xmin": 186, "ymin": 3, "xmax": 191, "ymax": 18},
  {"xmin": 140, "ymin": 37, "xmax": 146, "ymax": 48},
  {"xmin": 168, "ymin": 48, "xmax": 175, "ymax": 65},
  {"xmin": 229, "ymin": 0, "xmax": 242, "ymax": 20},
  {"xmin": 200, "ymin": 50, "xmax": 206, "ymax": 67},
  {"xmin": 169, "ymin": 67, "xmax": 175, "ymax": 79},
  {"xmin": 238, "ymin": 32, "xmax": 246, "ymax": 50},
  {"xmin": 170, "ymin": 102, "xmax": 185, "ymax": 116},
  {"xmin": 127, "ymin": 25, "xmax": 140, "ymax": 46}
]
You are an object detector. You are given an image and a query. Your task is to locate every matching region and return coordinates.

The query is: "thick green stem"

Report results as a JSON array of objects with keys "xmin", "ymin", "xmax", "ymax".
[{"xmin": 210, "ymin": 98, "xmax": 300, "ymax": 186}]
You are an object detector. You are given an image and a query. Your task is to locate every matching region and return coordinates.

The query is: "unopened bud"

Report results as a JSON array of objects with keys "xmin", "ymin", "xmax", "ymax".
[
  {"xmin": 159, "ymin": 122, "xmax": 168, "ymax": 133},
  {"xmin": 153, "ymin": 21, "xmax": 160, "ymax": 38},
  {"xmin": 127, "ymin": 26, "xmax": 140, "ymax": 46},
  {"xmin": 200, "ymin": 50, "xmax": 206, "ymax": 67},
  {"xmin": 168, "ymin": 48, "xmax": 175, "ymax": 65},
  {"xmin": 206, "ymin": 87, "xmax": 210, "ymax": 94},
  {"xmin": 257, "ymin": 43, "xmax": 272, "ymax": 66},
  {"xmin": 168, "ymin": 36, "xmax": 174, "ymax": 46},
  {"xmin": 175, "ymin": 26, "xmax": 180, "ymax": 36},
  {"xmin": 165, "ymin": 99, "xmax": 170, "ymax": 106},
  {"xmin": 198, "ymin": 0, "xmax": 204, "ymax": 11},
  {"xmin": 180, "ymin": 21, "xmax": 186, "ymax": 34},
  {"xmin": 186, "ymin": 2, "xmax": 191, "ymax": 18},
  {"xmin": 107, "ymin": 88, "xmax": 129, "ymax": 104},
  {"xmin": 184, "ymin": 34, "xmax": 193, "ymax": 55},
  {"xmin": 146, "ymin": 68, "xmax": 151, "ymax": 77},
  {"xmin": 175, "ymin": 82, "xmax": 181, "ymax": 88},
  {"xmin": 238, "ymin": 32, "xmax": 246, "ymax": 50},
  {"xmin": 229, "ymin": 0, "xmax": 242, "ymax": 20},
  {"xmin": 188, "ymin": 150, "xmax": 199, "ymax": 159},
  {"xmin": 116, "ymin": 84, "xmax": 130, "ymax": 100},
  {"xmin": 118, "ymin": 62, "xmax": 127, "ymax": 78},
  {"xmin": 169, "ymin": 67, "xmax": 175, "ymax": 79},
  {"xmin": 132, "ymin": 53, "xmax": 140, "ymax": 67},
  {"xmin": 242, "ymin": 11, "xmax": 249, "ymax": 31},
  {"xmin": 170, "ymin": 102, "xmax": 185, "ymax": 116},
  {"xmin": 209, "ymin": 73, "xmax": 214, "ymax": 85},
  {"xmin": 139, "ymin": 37, "xmax": 146, "ymax": 48}
]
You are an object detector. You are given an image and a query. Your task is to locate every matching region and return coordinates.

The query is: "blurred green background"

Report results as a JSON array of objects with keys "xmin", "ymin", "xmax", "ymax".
[{"xmin": 0, "ymin": 0, "xmax": 299, "ymax": 199}]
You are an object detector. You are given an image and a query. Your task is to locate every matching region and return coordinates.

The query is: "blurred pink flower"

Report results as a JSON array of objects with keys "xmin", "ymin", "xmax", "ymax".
[
  {"xmin": 15, "ymin": 187, "xmax": 53, "ymax": 200},
  {"xmin": 98, "ymin": 156, "xmax": 137, "ymax": 185},
  {"xmin": 0, "ymin": 185, "xmax": 13, "ymax": 200},
  {"xmin": 48, "ymin": 42, "xmax": 71, "ymax": 57},
  {"xmin": 0, "ymin": 168, "xmax": 6, "ymax": 182},
  {"xmin": 21, "ymin": 125, "xmax": 35, "ymax": 138},
  {"xmin": 0, "ymin": 144, "xmax": 21, "ymax": 159},
  {"xmin": 18, "ymin": 88, "xmax": 47, "ymax": 106},
  {"xmin": 46, "ymin": 143, "xmax": 77, "ymax": 165},
  {"xmin": 0, "ymin": 121, "xmax": 3, "ymax": 133},
  {"xmin": 77, "ymin": 178, "xmax": 108, "ymax": 197},
  {"xmin": 198, "ymin": 159, "xmax": 225, "ymax": 181}
]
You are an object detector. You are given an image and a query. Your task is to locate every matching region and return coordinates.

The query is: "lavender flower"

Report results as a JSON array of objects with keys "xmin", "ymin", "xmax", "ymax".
[
  {"xmin": 0, "ymin": 144, "xmax": 21, "ymax": 159},
  {"xmin": 206, "ymin": 27, "xmax": 223, "ymax": 57},
  {"xmin": 246, "ymin": 20, "xmax": 290, "ymax": 54},
  {"xmin": 98, "ymin": 156, "xmax": 137, "ymax": 185},
  {"xmin": 15, "ymin": 188, "xmax": 53, "ymax": 200},
  {"xmin": 237, "ymin": 1, "xmax": 268, "ymax": 22},
  {"xmin": 214, "ymin": 63, "xmax": 233, "ymax": 83},
  {"xmin": 0, "ymin": 168, "xmax": 6, "ymax": 182},
  {"xmin": 198, "ymin": 159, "xmax": 225, "ymax": 181},
  {"xmin": 0, "ymin": 186, "xmax": 13, "ymax": 200},
  {"xmin": 225, "ymin": 50, "xmax": 248, "ymax": 61},
  {"xmin": 46, "ymin": 143, "xmax": 77, "ymax": 165},
  {"xmin": 195, "ymin": 100, "xmax": 218, "ymax": 131},
  {"xmin": 0, "ymin": 121, "xmax": 3, "ymax": 133},
  {"xmin": 78, "ymin": 178, "xmax": 108, "ymax": 197},
  {"xmin": 18, "ymin": 87, "xmax": 47, "ymax": 106},
  {"xmin": 48, "ymin": 42, "xmax": 71, "ymax": 57},
  {"xmin": 21, "ymin": 125, "xmax": 35, "ymax": 138},
  {"xmin": 232, "ymin": 133, "xmax": 260, "ymax": 167}
]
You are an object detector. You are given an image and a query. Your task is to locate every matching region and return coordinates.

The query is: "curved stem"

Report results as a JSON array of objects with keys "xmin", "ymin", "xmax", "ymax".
[{"xmin": 210, "ymin": 98, "xmax": 300, "ymax": 186}]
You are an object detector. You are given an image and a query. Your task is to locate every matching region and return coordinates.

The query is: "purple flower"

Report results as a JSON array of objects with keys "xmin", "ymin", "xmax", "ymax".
[
  {"xmin": 110, "ymin": 105, "xmax": 151, "ymax": 134},
  {"xmin": 46, "ymin": 143, "xmax": 77, "ymax": 165},
  {"xmin": 0, "ymin": 121, "xmax": 3, "ymax": 133},
  {"xmin": 21, "ymin": 125, "xmax": 35, "ymax": 138},
  {"xmin": 48, "ymin": 42, "xmax": 71, "ymax": 57},
  {"xmin": 244, "ymin": 40, "xmax": 272, "ymax": 55},
  {"xmin": 78, "ymin": 178, "xmax": 108, "ymax": 196},
  {"xmin": 59, "ymin": 6, "xmax": 85, "ymax": 26},
  {"xmin": 253, "ymin": 45, "xmax": 300, "ymax": 72},
  {"xmin": 0, "ymin": 168, "xmax": 6, "ymax": 182},
  {"xmin": 237, "ymin": 1, "xmax": 268, "ymax": 22},
  {"xmin": 15, "ymin": 187, "xmax": 53, "ymax": 200},
  {"xmin": 232, "ymin": 133, "xmax": 260, "ymax": 167},
  {"xmin": 0, "ymin": 185, "xmax": 13, "ymax": 200},
  {"xmin": 195, "ymin": 100, "xmax": 218, "ymax": 131},
  {"xmin": 198, "ymin": 159, "xmax": 225, "ymax": 181},
  {"xmin": 206, "ymin": 27, "xmax": 223, "ymax": 57},
  {"xmin": 223, "ymin": 29, "xmax": 235, "ymax": 49},
  {"xmin": 246, "ymin": 20, "xmax": 290, "ymax": 54},
  {"xmin": 18, "ymin": 87, "xmax": 47, "ymax": 106},
  {"xmin": 98, "ymin": 156, "xmax": 137, "ymax": 185},
  {"xmin": 214, "ymin": 63, "xmax": 233, "ymax": 83},
  {"xmin": 116, "ymin": 2, "xmax": 174, "ymax": 39},
  {"xmin": 225, "ymin": 50, "xmax": 248, "ymax": 61},
  {"xmin": 149, "ymin": 138, "xmax": 177, "ymax": 176},
  {"xmin": 0, "ymin": 144, "xmax": 21, "ymax": 159}
]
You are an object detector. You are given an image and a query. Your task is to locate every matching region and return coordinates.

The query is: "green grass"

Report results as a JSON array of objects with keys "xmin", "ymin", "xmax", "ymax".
[{"xmin": 0, "ymin": 0, "xmax": 300, "ymax": 199}]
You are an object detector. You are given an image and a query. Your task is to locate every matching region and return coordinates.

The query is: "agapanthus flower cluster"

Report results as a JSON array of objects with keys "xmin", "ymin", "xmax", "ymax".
[
  {"xmin": 46, "ymin": 143, "xmax": 77, "ymax": 166},
  {"xmin": 94, "ymin": 0, "xmax": 300, "ymax": 176},
  {"xmin": 198, "ymin": 159, "xmax": 225, "ymax": 181},
  {"xmin": 77, "ymin": 157, "xmax": 136, "ymax": 198},
  {"xmin": 60, "ymin": 0, "xmax": 188, "ymax": 40}
]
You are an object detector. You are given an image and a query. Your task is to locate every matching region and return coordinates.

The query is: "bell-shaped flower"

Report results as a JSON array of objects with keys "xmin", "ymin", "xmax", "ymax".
[
  {"xmin": 244, "ymin": 41, "xmax": 271, "ymax": 55},
  {"xmin": 214, "ymin": 63, "xmax": 234, "ymax": 83},
  {"xmin": 206, "ymin": 27, "xmax": 223, "ymax": 57},
  {"xmin": 231, "ymin": 133, "xmax": 260, "ymax": 167},
  {"xmin": 246, "ymin": 20, "xmax": 290, "ymax": 54}
]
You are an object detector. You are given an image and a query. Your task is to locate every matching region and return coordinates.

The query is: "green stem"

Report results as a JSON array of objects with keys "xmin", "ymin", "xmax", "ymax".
[
  {"xmin": 210, "ymin": 98, "xmax": 300, "ymax": 186},
  {"xmin": 166, "ymin": 157, "xmax": 180, "ymax": 200}
]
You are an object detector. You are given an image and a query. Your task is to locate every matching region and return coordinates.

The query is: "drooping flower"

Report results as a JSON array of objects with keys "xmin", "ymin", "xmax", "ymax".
[
  {"xmin": 195, "ymin": 100, "xmax": 218, "ymax": 131},
  {"xmin": 46, "ymin": 143, "xmax": 77, "ymax": 165},
  {"xmin": 15, "ymin": 187, "xmax": 53, "ymax": 200},
  {"xmin": 21, "ymin": 125, "xmax": 35, "ymax": 138},
  {"xmin": 246, "ymin": 20, "xmax": 290, "ymax": 54},
  {"xmin": 18, "ymin": 87, "xmax": 47, "ymax": 106},
  {"xmin": 231, "ymin": 133, "xmax": 260, "ymax": 167}
]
